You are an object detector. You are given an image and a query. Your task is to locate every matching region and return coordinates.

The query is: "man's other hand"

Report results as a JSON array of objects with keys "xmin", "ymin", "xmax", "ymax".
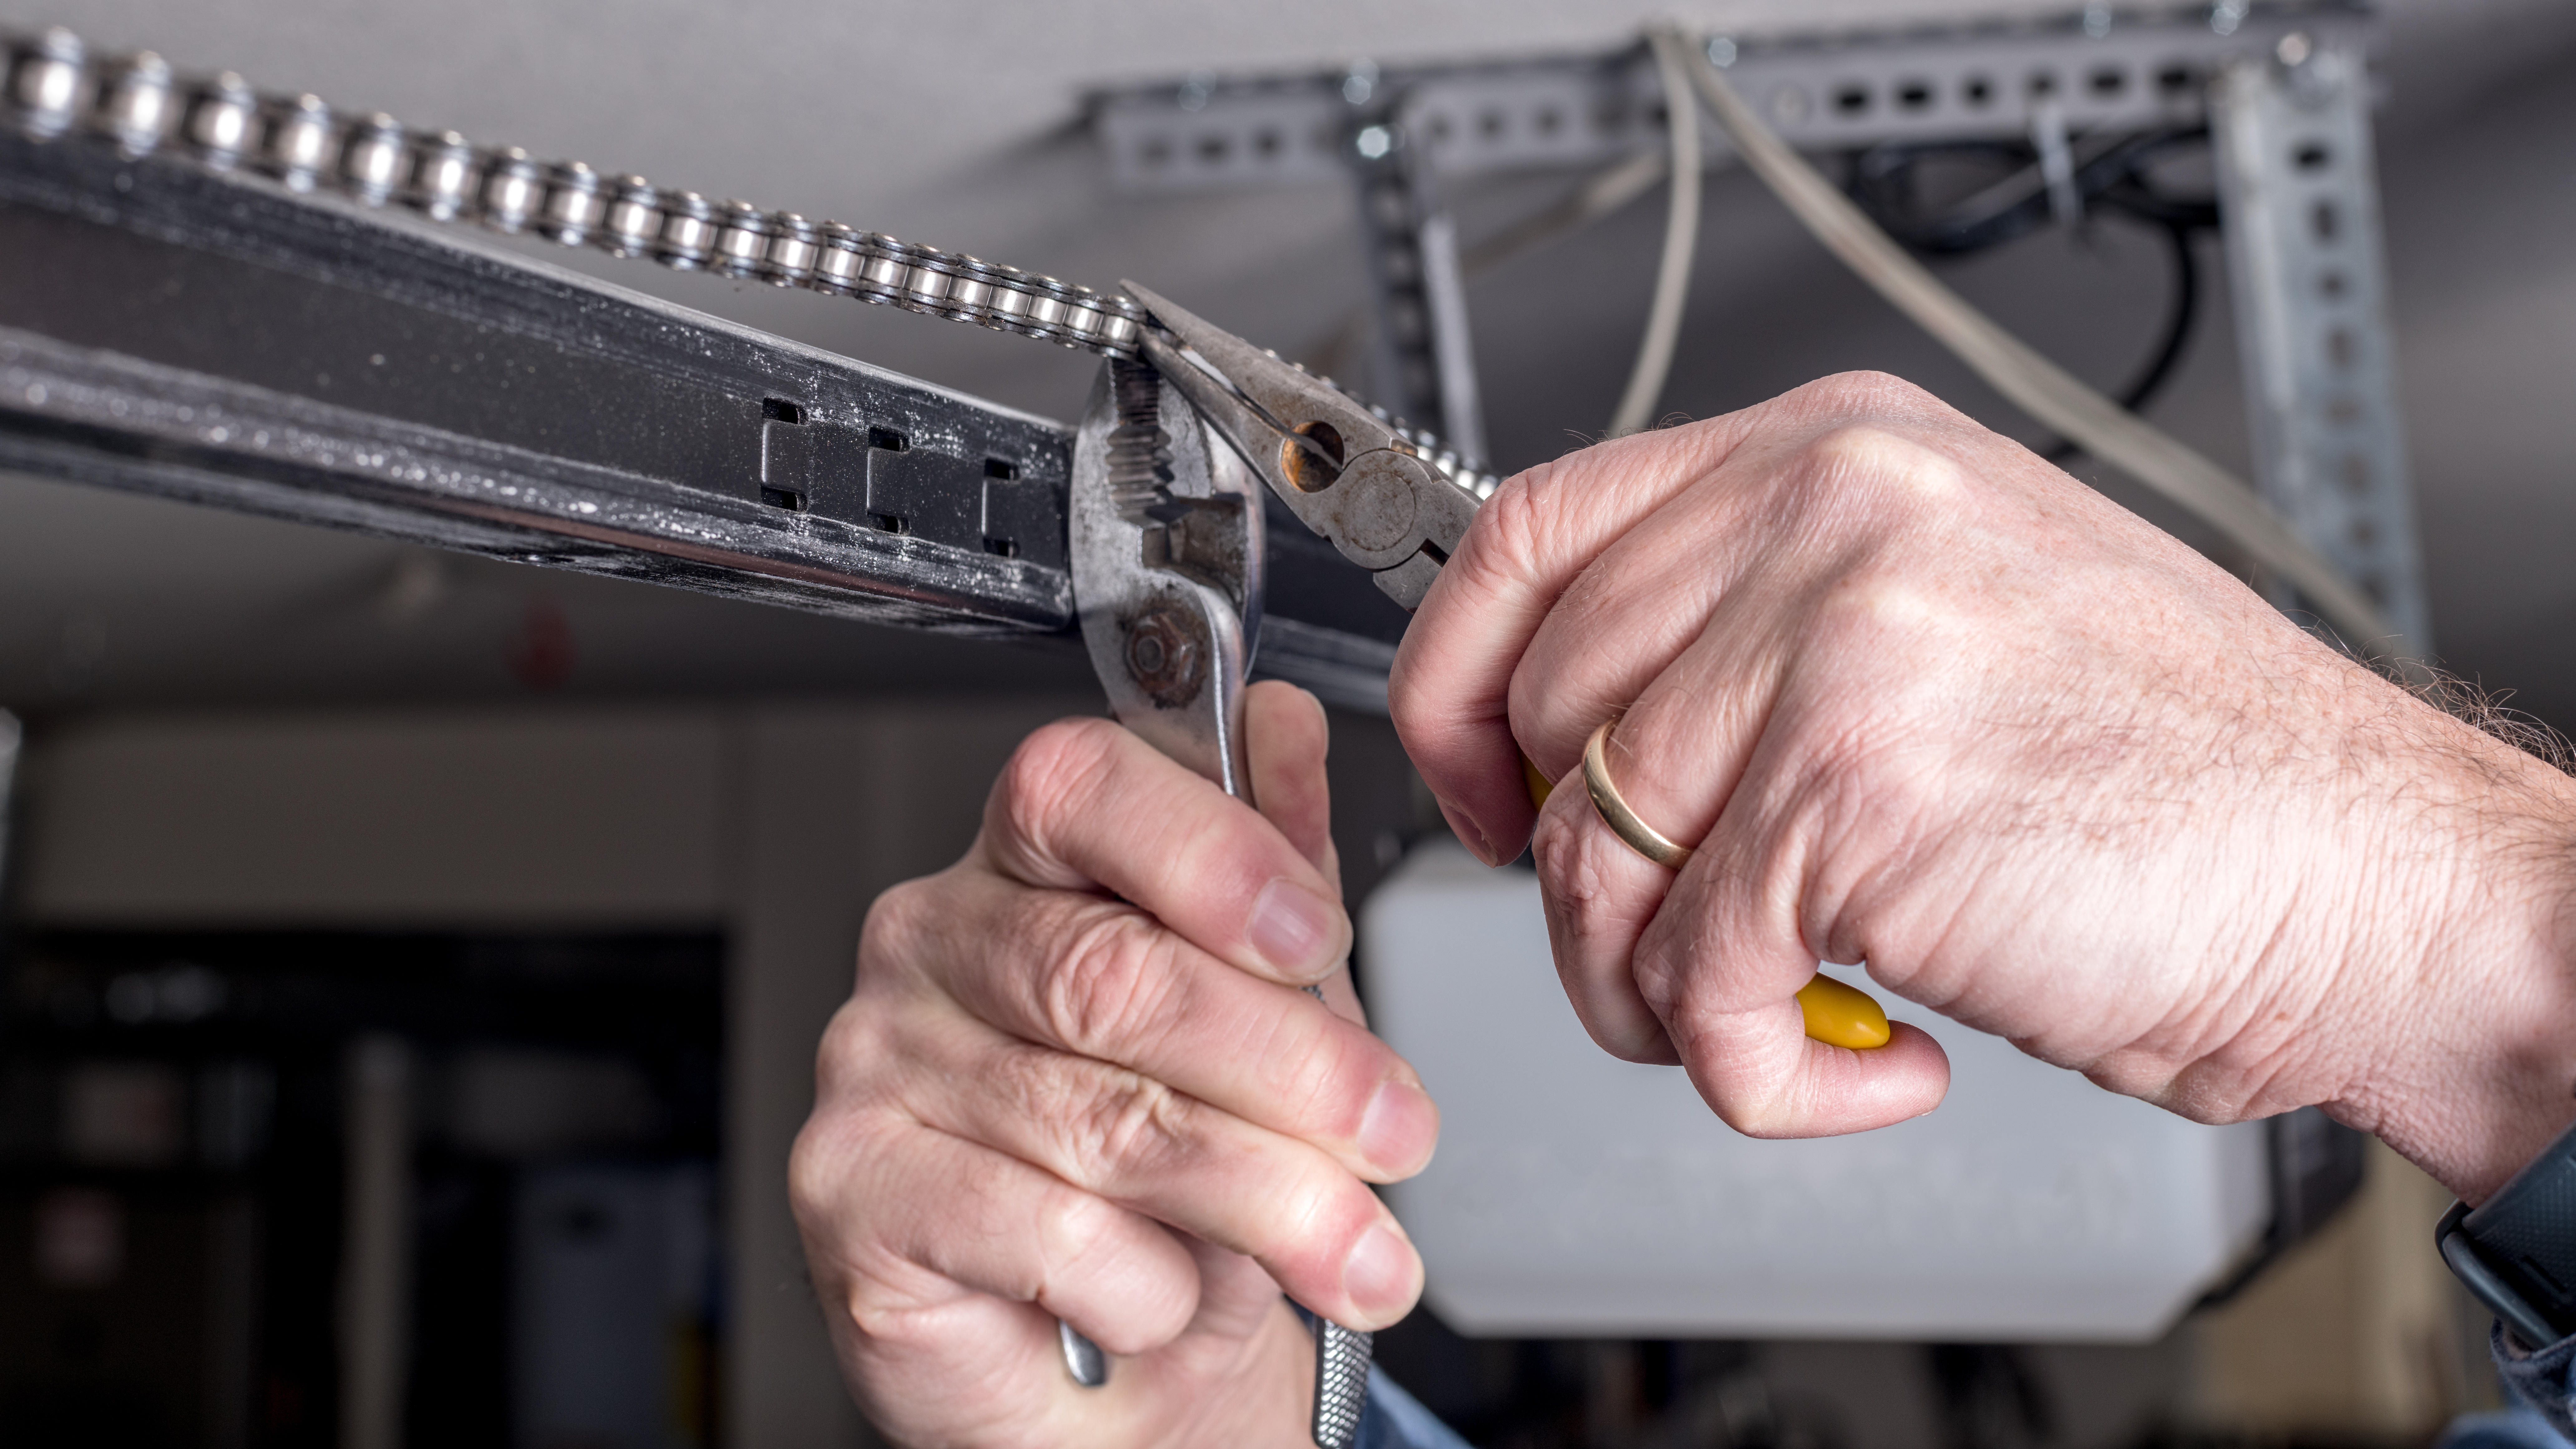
[{"xmin": 793, "ymin": 682, "xmax": 1437, "ymax": 1449}]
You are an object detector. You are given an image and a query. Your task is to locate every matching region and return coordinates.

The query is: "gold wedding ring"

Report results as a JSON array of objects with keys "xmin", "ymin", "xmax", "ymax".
[
  {"xmin": 1573, "ymin": 720, "xmax": 1890, "ymax": 1047},
  {"xmin": 1581, "ymin": 719, "xmax": 1695, "ymax": 870}
]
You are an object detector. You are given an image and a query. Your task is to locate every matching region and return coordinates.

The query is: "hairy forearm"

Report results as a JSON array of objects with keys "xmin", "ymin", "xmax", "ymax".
[{"xmin": 2323, "ymin": 694, "xmax": 2576, "ymax": 1202}]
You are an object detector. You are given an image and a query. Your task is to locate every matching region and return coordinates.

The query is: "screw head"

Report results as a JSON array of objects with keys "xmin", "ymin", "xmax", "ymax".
[{"xmin": 1122, "ymin": 604, "xmax": 1207, "ymax": 707}]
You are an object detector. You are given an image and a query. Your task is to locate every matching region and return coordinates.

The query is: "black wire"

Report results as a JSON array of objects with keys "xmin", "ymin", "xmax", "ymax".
[
  {"xmin": 2042, "ymin": 219, "xmax": 2198, "ymax": 463},
  {"xmin": 1841, "ymin": 128, "xmax": 2217, "ymax": 462},
  {"xmin": 1847, "ymin": 127, "xmax": 2218, "ymax": 252}
]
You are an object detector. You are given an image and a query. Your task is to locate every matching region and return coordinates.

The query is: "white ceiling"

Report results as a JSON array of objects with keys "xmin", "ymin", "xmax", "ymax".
[{"xmin": 3, "ymin": 0, "xmax": 2574, "ymax": 719}]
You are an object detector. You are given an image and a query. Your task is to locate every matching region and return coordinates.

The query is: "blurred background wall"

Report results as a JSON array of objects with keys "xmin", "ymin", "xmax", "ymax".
[{"xmin": 1, "ymin": 1, "xmax": 2571, "ymax": 1447}]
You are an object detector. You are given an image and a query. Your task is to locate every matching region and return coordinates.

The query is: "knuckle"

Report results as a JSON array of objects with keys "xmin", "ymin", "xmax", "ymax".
[
  {"xmin": 1813, "ymin": 571, "xmax": 1944, "ymax": 646},
  {"xmin": 1461, "ymin": 464, "xmax": 1557, "ymax": 585},
  {"xmin": 1626, "ymin": 952, "xmax": 1727, "ymax": 1069},
  {"xmin": 1037, "ymin": 910, "xmax": 1179, "ymax": 1056},
  {"xmin": 1798, "ymin": 422, "xmax": 1969, "ymax": 510},
  {"xmin": 1801, "ymin": 578, "xmax": 1976, "ymax": 722},
  {"xmin": 809, "ymin": 996, "xmax": 883, "ymax": 1094},
  {"xmin": 1239, "ymin": 1008, "xmax": 1364, "ymax": 1139},
  {"xmin": 1533, "ymin": 812, "xmax": 1683, "ymax": 1063},
  {"xmin": 1274, "ymin": 1031, "xmax": 1366, "ymax": 1137},
  {"xmin": 834, "ymin": 1250, "xmax": 957, "ymax": 1349},
  {"xmin": 996, "ymin": 717, "xmax": 1125, "ymax": 851},
  {"xmin": 794, "ymin": 1024, "xmax": 921, "ymax": 1235},
  {"xmin": 1532, "ymin": 804, "xmax": 1625, "ymax": 922},
  {"xmin": 836, "ymin": 1280, "xmax": 916, "ymax": 1348},
  {"xmin": 787, "ymin": 1107, "xmax": 870, "ymax": 1232},
  {"xmin": 1055, "ymin": 1066, "xmax": 1195, "ymax": 1188},
  {"xmin": 1799, "ymin": 368, "xmax": 1937, "ymax": 418},
  {"xmin": 856, "ymin": 878, "xmax": 931, "ymax": 980},
  {"xmin": 1708, "ymin": 1092, "xmax": 1789, "ymax": 1138},
  {"xmin": 1035, "ymin": 1175, "xmax": 1130, "ymax": 1284}
]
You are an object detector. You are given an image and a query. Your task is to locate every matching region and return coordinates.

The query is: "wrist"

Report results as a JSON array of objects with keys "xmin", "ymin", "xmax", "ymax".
[{"xmin": 2325, "ymin": 728, "xmax": 2576, "ymax": 1201}]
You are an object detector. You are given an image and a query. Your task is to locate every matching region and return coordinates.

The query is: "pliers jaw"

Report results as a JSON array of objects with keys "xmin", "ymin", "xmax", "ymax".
[{"xmin": 1120, "ymin": 281, "xmax": 1481, "ymax": 612}]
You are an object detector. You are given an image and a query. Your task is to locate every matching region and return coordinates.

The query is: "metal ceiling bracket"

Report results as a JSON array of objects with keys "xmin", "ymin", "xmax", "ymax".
[
  {"xmin": 2212, "ymin": 37, "xmax": 2429, "ymax": 652},
  {"xmin": 1093, "ymin": 2, "xmax": 2420, "ymax": 672},
  {"xmin": 1346, "ymin": 107, "xmax": 1487, "ymax": 464},
  {"xmin": 1092, "ymin": 6, "xmax": 2372, "ymax": 195}
]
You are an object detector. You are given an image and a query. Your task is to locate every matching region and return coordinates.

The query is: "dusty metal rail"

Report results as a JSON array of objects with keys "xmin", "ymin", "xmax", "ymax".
[{"xmin": 0, "ymin": 128, "xmax": 1409, "ymax": 709}]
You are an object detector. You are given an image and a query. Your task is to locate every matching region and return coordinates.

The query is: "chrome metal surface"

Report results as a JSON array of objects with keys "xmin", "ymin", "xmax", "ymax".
[
  {"xmin": 6, "ymin": 27, "xmax": 80, "ymax": 140},
  {"xmin": 0, "ymin": 124, "xmax": 1079, "ymax": 634},
  {"xmin": 1070, "ymin": 360, "xmax": 1260, "ymax": 795},
  {"xmin": 94, "ymin": 50, "xmax": 173, "ymax": 157},
  {"xmin": 180, "ymin": 71, "xmax": 254, "ymax": 165},
  {"xmin": 1, "ymin": 22, "xmax": 1147, "ymax": 360},
  {"xmin": 406, "ymin": 130, "xmax": 475, "ymax": 220},
  {"xmin": 1128, "ymin": 282, "xmax": 1481, "ymax": 612},
  {"xmin": 1312, "ymin": 1320, "xmax": 1373, "ymax": 1449},
  {"xmin": 1066, "ymin": 357, "xmax": 1384, "ymax": 1441},
  {"xmin": 1057, "ymin": 358, "xmax": 1261, "ymax": 1392},
  {"xmin": 2212, "ymin": 38, "xmax": 2428, "ymax": 651},
  {"xmin": 1056, "ymin": 1319, "xmax": 1107, "ymax": 1389},
  {"xmin": 261, "ymin": 93, "xmax": 332, "ymax": 190}
]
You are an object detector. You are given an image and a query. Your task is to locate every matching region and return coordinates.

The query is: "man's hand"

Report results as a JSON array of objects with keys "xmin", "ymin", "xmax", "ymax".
[
  {"xmin": 792, "ymin": 682, "xmax": 1437, "ymax": 1449},
  {"xmin": 1392, "ymin": 371, "xmax": 2576, "ymax": 1199}
]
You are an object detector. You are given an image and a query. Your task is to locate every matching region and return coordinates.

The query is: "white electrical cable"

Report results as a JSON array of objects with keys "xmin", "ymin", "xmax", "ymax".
[
  {"xmin": 1304, "ymin": 149, "xmax": 1666, "ymax": 385},
  {"xmin": 1460, "ymin": 149, "xmax": 1666, "ymax": 280},
  {"xmin": 1670, "ymin": 28, "xmax": 2415, "ymax": 669},
  {"xmin": 1608, "ymin": 31, "xmax": 1705, "ymax": 438}
]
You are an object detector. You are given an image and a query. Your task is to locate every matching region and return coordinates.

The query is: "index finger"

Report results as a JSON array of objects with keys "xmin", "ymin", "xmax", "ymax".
[
  {"xmin": 1388, "ymin": 418, "xmax": 1753, "ymax": 866},
  {"xmin": 978, "ymin": 715, "xmax": 1352, "ymax": 987}
]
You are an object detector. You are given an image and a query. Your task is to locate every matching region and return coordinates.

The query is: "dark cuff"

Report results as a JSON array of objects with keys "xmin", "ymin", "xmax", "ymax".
[{"xmin": 2491, "ymin": 1319, "xmax": 2576, "ymax": 1443}]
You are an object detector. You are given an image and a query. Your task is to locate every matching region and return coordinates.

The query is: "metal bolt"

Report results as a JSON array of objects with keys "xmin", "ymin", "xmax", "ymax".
[{"xmin": 1123, "ymin": 605, "xmax": 1206, "ymax": 707}]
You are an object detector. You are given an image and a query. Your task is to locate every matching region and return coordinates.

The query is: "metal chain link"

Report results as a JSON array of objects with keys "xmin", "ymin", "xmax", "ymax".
[{"xmin": 2, "ymin": 24, "xmax": 1497, "ymax": 491}]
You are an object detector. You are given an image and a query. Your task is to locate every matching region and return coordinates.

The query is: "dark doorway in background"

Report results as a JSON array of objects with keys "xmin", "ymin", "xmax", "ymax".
[{"xmin": 0, "ymin": 929, "xmax": 724, "ymax": 1449}]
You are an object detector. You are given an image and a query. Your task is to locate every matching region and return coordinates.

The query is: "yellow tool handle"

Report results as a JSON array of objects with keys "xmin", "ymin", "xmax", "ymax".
[
  {"xmin": 1521, "ymin": 753, "xmax": 1889, "ymax": 1049},
  {"xmin": 1793, "ymin": 975, "xmax": 1889, "ymax": 1049}
]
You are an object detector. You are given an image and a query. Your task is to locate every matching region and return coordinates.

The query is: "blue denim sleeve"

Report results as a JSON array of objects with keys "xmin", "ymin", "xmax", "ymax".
[
  {"xmin": 2489, "ymin": 1322, "xmax": 2576, "ymax": 1444},
  {"xmin": 1354, "ymin": 1365, "xmax": 1477, "ymax": 1449},
  {"xmin": 2441, "ymin": 1406, "xmax": 2572, "ymax": 1449}
]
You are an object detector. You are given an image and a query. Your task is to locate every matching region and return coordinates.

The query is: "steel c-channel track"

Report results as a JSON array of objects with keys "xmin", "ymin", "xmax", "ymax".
[{"xmin": 0, "ymin": 129, "xmax": 1411, "ymax": 709}]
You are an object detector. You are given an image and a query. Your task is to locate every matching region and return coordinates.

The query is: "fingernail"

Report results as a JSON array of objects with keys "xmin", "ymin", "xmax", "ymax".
[
  {"xmin": 1438, "ymin": 802, "xmax": 1498, "ymax": 866},
  {"xmin": 1358, "ymin": 1080, "xmax": 1439, "ymax": 1176},
  {"xmin": 1341, "ymin": 1221, "xmax": 1418, "ymax": 1320},
  {"xmin": 1248, "ymin": 877, "xmax": 1346, "ymax": 979}
]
